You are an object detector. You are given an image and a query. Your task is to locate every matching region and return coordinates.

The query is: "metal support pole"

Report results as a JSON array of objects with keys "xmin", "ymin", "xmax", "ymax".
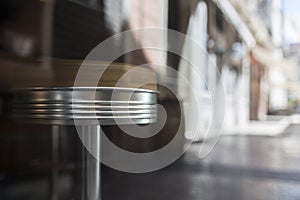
[
  {"xmin": 81, "ymin": 126, "xmax": 87, "ymax": 200},
  {"xmin": 13, "ymin": 87, "xmax": 157, "ymax": 200},
  {"xmin": 82, "ymin": 125, "xmax": 101, "ymax": 200},
  {"xmin": 51, "ymin": 125, "xmax": 59, "ymax": 200}
]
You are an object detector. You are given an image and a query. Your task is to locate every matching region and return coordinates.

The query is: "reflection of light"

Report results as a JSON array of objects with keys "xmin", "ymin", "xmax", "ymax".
[
  {"xmin": 269, "ymin": 68, "xmax": 288, "ymax": 109},
  {"xmin": 230, "ymin": 42, "xmax": 245, "ymax": 67},
  {"xmin": 269, "ymin": 69, "xmax": 285, "ymax": 85},
  {"xmin": 104, "ymin": 0, "xmax": 123, "ymax": 34}
]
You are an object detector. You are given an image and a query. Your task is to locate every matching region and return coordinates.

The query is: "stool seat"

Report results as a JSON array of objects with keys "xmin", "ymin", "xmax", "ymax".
[
  {"xmin": 13, "ymin": 87, "xmax": 157, "ymax": 125},
  {"xmin": 12, "ymin": 61, "xmax": 158, "ymax": 200}
]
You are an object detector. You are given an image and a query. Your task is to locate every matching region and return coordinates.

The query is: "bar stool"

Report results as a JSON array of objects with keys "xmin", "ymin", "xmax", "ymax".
[{"xmin": 13, "ymin": 62, "xmax": 157, "ymax": 200}]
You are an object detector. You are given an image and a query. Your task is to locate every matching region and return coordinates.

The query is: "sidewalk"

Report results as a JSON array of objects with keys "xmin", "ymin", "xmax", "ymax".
[
  {"xmin": 102, "ymin": 123, "xmax": 300, "ymax": 200},
  {"xmin": 223, "ymin": 114, "xmax": 300, "ymax": 136}
]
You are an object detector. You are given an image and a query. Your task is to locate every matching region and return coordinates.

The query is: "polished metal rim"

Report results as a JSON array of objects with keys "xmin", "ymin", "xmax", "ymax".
[
  {"xmin": 13, "ymin": 87, "xmax": 158, "ymax": 125},
  {"xmin": 14, "ymin": 87, "xmax": 158, "ymax": 93}
]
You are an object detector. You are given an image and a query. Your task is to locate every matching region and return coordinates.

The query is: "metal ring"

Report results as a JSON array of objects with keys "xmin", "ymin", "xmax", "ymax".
[{"xmin": 13, "ymin": 87, "xmax": 158, "ymax": 125}]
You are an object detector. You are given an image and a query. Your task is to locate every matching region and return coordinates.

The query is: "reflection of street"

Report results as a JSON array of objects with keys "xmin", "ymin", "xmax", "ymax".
[
  {"xmin": 1, "ymin": 0, "xmax": 300, "ymax": 199},
  {"xmin": 102, "ymin": 123, "xmax": 300, "ymax": 200},
  {"xmin": 201, "ymin": 124, "xmax": 300, "ymax": 173}
]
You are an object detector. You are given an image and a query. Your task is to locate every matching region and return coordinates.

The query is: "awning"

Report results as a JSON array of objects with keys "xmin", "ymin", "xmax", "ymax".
[
  {"xmin": 214, "ymin": 0, "xmax": 256, "ymax": 48},
  {"xmin": 252, "ymin": 46, "xmax": 297, "ymax": 80},
  {"xmin": 228, "ymin": 0, "xmax": 272, "ymax": 48}
]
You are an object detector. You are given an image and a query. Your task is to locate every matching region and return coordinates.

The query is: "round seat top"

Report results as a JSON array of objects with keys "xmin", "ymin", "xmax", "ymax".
[
  {"xmin": 13, "ymin": 60, "xmax": 157, "ymax": 90},
  {"xmin": 13, "ymin": 61, "xmax": 158, "ymax": 125},
  {"xmin": 13, "ymin": 87, "xmax": 157, "ymax": 125}
]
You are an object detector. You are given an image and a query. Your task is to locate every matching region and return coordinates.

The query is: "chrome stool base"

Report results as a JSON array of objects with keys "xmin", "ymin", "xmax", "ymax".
[{"xmin": 13, "ymin": 87, "xmax": 158, "ymax": 200}]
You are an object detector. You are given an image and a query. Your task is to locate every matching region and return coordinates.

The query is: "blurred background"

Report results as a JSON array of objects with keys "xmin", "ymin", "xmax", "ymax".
[{"xmin": 1, "ymin": 0, "xmax": 300, "ymax": 199}]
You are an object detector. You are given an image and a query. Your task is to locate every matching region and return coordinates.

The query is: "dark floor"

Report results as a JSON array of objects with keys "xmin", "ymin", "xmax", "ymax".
[
  {"xmin": 102, "ymin": 124, "xmax": 300, "ymax": 200},
  {"xmin": 2, "ymin": 124, "xmax": 300, "ymax": 200}
]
